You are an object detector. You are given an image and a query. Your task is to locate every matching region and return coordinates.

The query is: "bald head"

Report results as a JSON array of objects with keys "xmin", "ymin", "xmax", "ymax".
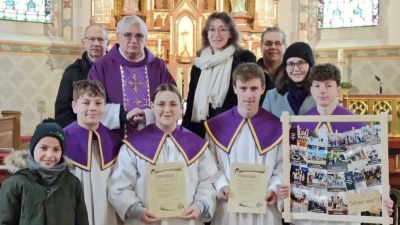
[{"xmin": 82, "ymin": 24, "xmax": 109, "ymax": 62}]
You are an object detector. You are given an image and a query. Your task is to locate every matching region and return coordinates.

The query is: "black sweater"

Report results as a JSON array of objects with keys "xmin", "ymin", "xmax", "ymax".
[{"xmin": 181, "ymin": 49, "xmax": 257, "ymax": 138}]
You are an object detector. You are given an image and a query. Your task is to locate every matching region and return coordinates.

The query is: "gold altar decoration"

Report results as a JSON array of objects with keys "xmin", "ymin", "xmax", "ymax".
[{"xmin": 343, "ymin": 94, "xmax": 400, "ymax": 137}]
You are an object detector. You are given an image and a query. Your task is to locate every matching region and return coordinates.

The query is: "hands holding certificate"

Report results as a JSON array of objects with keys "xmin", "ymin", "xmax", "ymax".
[
  {"xmin": 265, "ymin": 190, "xmax": 278, "ymax": 205},
  {"xmin": 141, "ymin": 210, "xmax": 160, "ymax": 223},
  {"xmin": 218, "ymin": 186, "xmax": 231, "ymax": 201},
  {"xmin": 181, "ymin": 205, "xmax": 201, "ymax": 219}
]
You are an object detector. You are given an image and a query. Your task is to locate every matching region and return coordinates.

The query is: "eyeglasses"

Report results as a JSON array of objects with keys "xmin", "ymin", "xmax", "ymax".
[
  {"xmin": 263, "ymin": 41, "xmax": 283, "ymax": 47},
  {"xmin": 286, "ymin": 61, "xmax": 308, "ymax": 70},
  {"xmin": 207, "ymin": 27, "xmax": 229, "ymax": 35},
  {"xmin": 155, "ymin": 102, "xmax": 180, "ymax": 110},
  {"xmin": 119, "ymin": 32, "xmax": 145, "ymax": 41},
  {"xmin": 84, "ymin": 37, "xmax": 108, "ymax": 43}
]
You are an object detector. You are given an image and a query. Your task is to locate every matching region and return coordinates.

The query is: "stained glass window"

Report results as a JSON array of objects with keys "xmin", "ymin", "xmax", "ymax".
[
  {"xmin": 0, "ymin": 0, "xmax": 51, "ymax": 23},
  {"xmin": 318, "ymin": 0, "xmax": 379, "ymax": 29}
]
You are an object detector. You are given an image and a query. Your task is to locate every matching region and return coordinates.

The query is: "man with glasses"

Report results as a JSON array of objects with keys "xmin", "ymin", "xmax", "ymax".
[
  {"xmin": 55, "ymin": 24, "xmax": 109, "ymax": 128},
  {"xmin": 88, "ymin": 15, "xmax": 175, "ymax": 140},
  {"xmin": 257, "ymin": 27, "xmax": 287, "ymax": 105}
]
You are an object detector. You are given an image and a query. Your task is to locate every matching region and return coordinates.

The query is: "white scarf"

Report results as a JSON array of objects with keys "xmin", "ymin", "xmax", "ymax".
[{"xmin": 191, "ymin": 45, "xmax": 235, "ymax": 122}]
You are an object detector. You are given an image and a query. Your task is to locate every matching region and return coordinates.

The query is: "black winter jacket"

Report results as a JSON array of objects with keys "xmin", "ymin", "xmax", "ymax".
[{"xmin": 55, "ymin": 52, "xmax": 92, "ymax": 128}]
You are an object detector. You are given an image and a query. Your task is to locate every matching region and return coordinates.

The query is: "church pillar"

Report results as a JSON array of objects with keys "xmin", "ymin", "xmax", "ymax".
[
  {"xmin": 198, "ymin": 16, "xmax": 203, "ymax": 50},
  {"xmin": 146, "ymin": 0, "xmax": 155, "ymax": 29}
]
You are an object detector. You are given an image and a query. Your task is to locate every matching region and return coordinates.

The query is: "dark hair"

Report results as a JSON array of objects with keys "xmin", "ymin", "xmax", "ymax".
[
  {"xmin": 275, "ymin": 66, "xmax": 312, "ymax": 95},
  {"xmin": 308, "ymin": 63, "xmax": 341, "ymax": 86},
  {"xmin": 151, "ymin": 84, "xmax": 182, "ymax": 103},
  {"xmin": 232, "ymin": 62, "xmax": 265, "ymax": 86},
  {"xmin": 198, "ymin": 12, "xmax": 242, "ymax": 56},
  {"xmin": 73, "ymin": 80, "xmax": 106, "ymax": 101},
  {"xmin": 260, "ymin": 27, "xmax": 287, "ymax": 47}
]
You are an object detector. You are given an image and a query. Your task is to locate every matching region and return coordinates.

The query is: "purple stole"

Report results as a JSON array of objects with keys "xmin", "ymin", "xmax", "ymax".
[
  {"xmin": 292, "ymin": 106, "xmax": 367, "ymax": 132},
  {"xmin": 204, "ymin": 107, "xmax": 283, "ymax": 155},
  {"xmin": 121, "ymin": 65, "xmax": 150, "ymax": 138},
  {"xmin": 64, "ymin": 122, "xmax": 122, "ymax": 171},
  {"xmin": 123, "ymin": 124, "xmax": 208, "ymax": 166}
]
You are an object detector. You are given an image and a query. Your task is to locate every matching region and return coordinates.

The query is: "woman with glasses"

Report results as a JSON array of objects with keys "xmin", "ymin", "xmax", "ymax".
[
  {"xmin": 181, "ymin": 12, "xmax": 256, "ymax": 138},
  {"xmin": 262, "ymin": 42, "xmax": 316, "ymax": 118},
  {"xmin": 108, "ymin": 84, "xmax": 217, "ymax": 225}
]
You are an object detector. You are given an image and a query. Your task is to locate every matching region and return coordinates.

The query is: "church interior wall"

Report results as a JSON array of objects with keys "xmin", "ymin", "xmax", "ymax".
[{"xmin": 0, "ymin": 0, "xmax": 399, "ymax": 135}]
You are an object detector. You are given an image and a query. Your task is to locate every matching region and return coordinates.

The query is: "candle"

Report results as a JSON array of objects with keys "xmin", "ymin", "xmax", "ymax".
[
  {"xmin": 158, "ymin": 38, "xmax": 161, "ymax": 52},
  {"xmin": 248, "ymin": 41, "xmax": 252, "ymax": 51}
]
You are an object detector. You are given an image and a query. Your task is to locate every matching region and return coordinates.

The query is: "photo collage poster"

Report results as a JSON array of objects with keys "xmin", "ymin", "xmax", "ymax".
[{"xmin": 289, "ymin": 124, "xmax": 382, "ymax": 216}]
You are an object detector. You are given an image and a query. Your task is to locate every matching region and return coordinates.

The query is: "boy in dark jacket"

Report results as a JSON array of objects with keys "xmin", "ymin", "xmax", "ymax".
[{"xmin": 0, "ymin": 120, "xmax": 89, "ymax": 225}]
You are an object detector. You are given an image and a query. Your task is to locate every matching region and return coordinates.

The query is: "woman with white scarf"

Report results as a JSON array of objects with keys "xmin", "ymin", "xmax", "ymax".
[{"xmin": 182, "ymin": 12, "xmax": 256, "ymax": 138}]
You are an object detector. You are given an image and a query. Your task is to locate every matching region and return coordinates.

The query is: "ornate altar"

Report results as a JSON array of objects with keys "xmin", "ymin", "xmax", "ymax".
[{"xmin": 90, "ymin": 0, "xmax": 280, "ymax": 98}]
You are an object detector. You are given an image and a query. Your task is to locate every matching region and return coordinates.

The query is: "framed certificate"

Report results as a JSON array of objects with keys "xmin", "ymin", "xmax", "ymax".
[
  {"xmin": 228, "ymin": 163, "xmax": 268, "ymax": 214},
  {"xmin": 146, "ymin": 162, "xmax": 188, "ymax": 218}
]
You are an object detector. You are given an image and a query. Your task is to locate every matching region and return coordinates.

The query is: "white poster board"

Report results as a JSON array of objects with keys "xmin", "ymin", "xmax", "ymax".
[{"xmin": 281, "ymin": 111, "xmax": 392, "ymax": 224}]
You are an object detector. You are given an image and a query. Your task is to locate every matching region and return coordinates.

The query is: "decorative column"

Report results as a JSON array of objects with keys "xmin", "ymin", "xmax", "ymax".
[{"xmin": 273, "ymin": 0, "xmax": 279, "ymax": 27}]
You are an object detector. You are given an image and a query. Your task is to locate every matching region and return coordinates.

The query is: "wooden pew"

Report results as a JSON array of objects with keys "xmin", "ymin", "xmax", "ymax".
[{"xmin": 0, "ymin": 110, "xmax": 21, "ymax": 185}]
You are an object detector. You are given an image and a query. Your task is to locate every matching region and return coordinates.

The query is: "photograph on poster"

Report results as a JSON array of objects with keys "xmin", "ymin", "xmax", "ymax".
[
  {"xmin": 307, "ymin": 168, "xmax": 327, "ymax": 189},
  {"xmin": 297, "ymin": 128, "xmax": 309, "ymax": 147},
  {"xmin": 346, "ymin": 146, "xmax": 368, "ymax": 171},
  {"xmin": 328, "ymin": 133, "xmax": 347, "ymax": 148},
  {"xmin": 327, "ymin": 192, "xmax": 348, "ymax": 215},
  {"xmin": 308, "ymin": 193, "xmax": 328, "ymax": 214},
  {"xmin": 291, "ymin": 185, "xmax": 310, "ymax": 210},
  {"xmin": 344, "ymin": 171, "xmax": 355, "ymax": 191},
  {"xmin": 364, "ymin": 144, "xmax": 382, "ymax": 165},
  {"xmin": 326, "ymin": 147, "xmax": 348, "ymax": 171},
  {"xmin": 353, "ymin": 169, "xmax": 367, "ymax": 188},
  {"xmin": 307, "ymin": 146, "xmax": 327, "ymax": 169},
  {"xmin": 360, "ymin": 126, "xmax": 380, "ymax": 144},
  {"xmin": 327, "ymin": 171, "xmax": 347, "ymax": 192},
  {"xmin": 290, "ymin": 164, "xmax": 308, "ymax": 186},
  {"xmin": 291, "ymin": 145, "xmax": 307, "ymax": 164},
  {"xmin": 308, "ymin": 131, "xmax": 328, "ymax": 147},
  {"xmin": 345, "ymin": 129, "xmax": 366, "ymax": 146},
  {"xmin": 363, "ymin": 165, "xmax": 382, "ymax": 187}
]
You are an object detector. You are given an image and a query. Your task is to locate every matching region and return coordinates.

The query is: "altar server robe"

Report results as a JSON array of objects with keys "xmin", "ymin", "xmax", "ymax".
[
  {"xmin": 205, "ymin": 107, "xmax": 284, "ymax": 225},
  {"xmin": 64, "ymin": 122, "xmax": 122, "ymax": 225},
  {"xmin": 108, "ymin": 124, "xmax": 218, "ymax": 225}
]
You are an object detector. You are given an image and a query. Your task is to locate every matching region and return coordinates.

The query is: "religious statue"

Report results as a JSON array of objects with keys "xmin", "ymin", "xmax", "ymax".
[
  {"xmin": 230, "ymin": 0, "xmax": 247, "ymax": 13},
  {"xmin": 123, "ymin": 0, "xmax": 139, "ymax": 12}
]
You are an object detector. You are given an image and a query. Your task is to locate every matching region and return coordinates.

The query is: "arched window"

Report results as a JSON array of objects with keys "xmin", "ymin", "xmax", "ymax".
[
  {"xmin": 0, "ymin": 0, "xmax": 51, "ymax": 23},
  {"xmin": 318, "ymin": 0, "xmax": 379, "ymax": 29}
]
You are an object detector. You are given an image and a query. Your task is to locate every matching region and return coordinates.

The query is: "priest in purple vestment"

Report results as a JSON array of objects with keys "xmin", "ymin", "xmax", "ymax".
[{"xmin": 88, "ymin": 15, "xmax": 176, "ymax": 139}]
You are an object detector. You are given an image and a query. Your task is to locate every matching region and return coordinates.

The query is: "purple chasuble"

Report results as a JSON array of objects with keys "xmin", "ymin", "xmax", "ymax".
[
  {"xmin": 204, "ymin": 106, "xmax": 282, "ymax": 155},
  {"xmin": 292, "ymin": 105, "xmax": 367, "ymax": 132},
  {"xmin": 64, "ymin": 122, "xmax": 122, "ymax": 171},
  {"xmin": 123, "ymin": 124, "xmax": 208, "ymax": 166},
  {"xmin": 88, "ymin": 44, "xmax": 176, "ymax": 138}
]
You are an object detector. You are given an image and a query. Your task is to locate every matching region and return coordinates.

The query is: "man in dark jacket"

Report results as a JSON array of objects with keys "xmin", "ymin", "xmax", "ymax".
[
  {"xmin": 55, "ymin": 24, "xmax": 109, "ymax": 128},
  {"xmin": 257, "ymin": 27, "xmax": 287, "ymax": 104}
]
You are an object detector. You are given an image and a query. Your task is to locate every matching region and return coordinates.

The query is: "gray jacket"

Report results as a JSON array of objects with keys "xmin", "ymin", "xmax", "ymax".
[{"xmin": 261, "ymin": 88, "xmax": 316, "ymax": 118}]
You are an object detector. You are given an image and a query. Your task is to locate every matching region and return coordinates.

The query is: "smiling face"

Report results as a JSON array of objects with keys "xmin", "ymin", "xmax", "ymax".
[
  {"xmin": 310, "ymin": 80, "xmax": 340, "ymax": 108},
  {"xmin": 72, "ymin": 92, "xmax": 105, "ymax": 130},
  {"xmin": 151, "ymin": 90, "xmax": 182, "ymax": 132},
  {"xmin": 207, "ymin": 18, "xmax": 231, "ymax": 52},
  {"xmin": 33, "ymin": 137, "xmax": 62, "ymax": 168},
  {"xmin": 261, "ymin": 31, "xmax": 285, "ymax": 63},
  {"xmin": 233, "ymin": 78, "xmax": 265, "ymax": 116},
  {"xmin": 286, "ymin": 57, "xmax": 310, "ymax": 84}
]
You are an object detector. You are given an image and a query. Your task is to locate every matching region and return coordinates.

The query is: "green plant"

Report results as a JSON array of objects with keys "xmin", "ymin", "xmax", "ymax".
[{"xmin": 340, "ymin": 82, "xmax": 353, "ymax": 89}]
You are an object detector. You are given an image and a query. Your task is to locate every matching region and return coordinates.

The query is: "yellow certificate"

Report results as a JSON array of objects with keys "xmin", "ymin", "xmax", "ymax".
[
  {"xmin": 146, "ymin": 162, "xmax": 188, "ymax": 218},
  {"xmin": 228, "ymin": 163, "xmax": 268, "ymax": 214}
]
